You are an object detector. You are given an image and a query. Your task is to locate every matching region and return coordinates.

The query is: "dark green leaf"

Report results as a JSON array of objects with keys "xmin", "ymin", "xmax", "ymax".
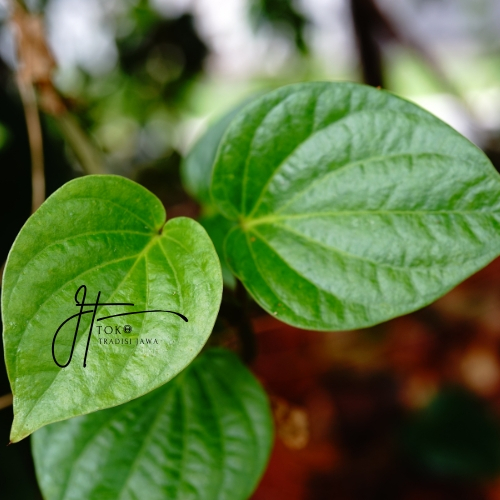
[
  {"xmin": 32, "ymin": 348, "xmax": 273, "ymax": 500},
  {"xmin": 211, "ymin": 82, "xmax": 500, "ymax": 330},
  {"xmin": 199, "ymin": 213, "xmax": 237, "ymax": 289},
  {"xmin": 402, "ymin": 387, "xmax": 500, "ymax": 479},
  {"xmin": 2, "ymin": 175, "xmax": 222, "ymax": 442}
]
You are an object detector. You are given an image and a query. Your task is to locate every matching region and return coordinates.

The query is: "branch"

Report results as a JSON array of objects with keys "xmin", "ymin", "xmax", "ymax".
[
  {"xmin": 10, "ymin": 3, "xmax": 47, "ymax": 212},
  {"xmin": 17, "ymin": 78, "xmax": 45, "ymax": 213},
  {"xmin": 10, "ymin": 1, "xmax": 104, "ymax": 177}
]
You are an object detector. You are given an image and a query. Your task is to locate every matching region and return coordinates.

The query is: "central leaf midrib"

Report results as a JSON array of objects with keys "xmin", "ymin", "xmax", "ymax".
[
  {"xmin": 116, "ymin": 387, "xmax": 177, "ymax": 499},
  {"xmin": 250, "ymin": 222, "xmax": 491, "ymax": 273},
  {"xmin": 242, "ymin": 209, "xmax": 499, "ymax": 230}
]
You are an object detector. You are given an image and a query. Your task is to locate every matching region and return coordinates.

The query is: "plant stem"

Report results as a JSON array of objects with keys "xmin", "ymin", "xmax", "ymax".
[{"xmin": 17, "ymin": 78, "xmax": 45, "ymax": 213}]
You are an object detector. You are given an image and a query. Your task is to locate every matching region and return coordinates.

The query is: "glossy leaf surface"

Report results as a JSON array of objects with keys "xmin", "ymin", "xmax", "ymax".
[
  {"xmin": 2, "ymin": 175, "xmax": 222, "ymax": 442},
  {"xmin": 211, "ymin": 82, "xmax": 500, "ymax": 330},
  {"xmin": 32, "ymin": 348, "xmax": 273, "ymax": 500}
]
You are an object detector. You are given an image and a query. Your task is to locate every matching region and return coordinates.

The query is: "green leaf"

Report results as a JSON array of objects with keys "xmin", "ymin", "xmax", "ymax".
[
  {"xmin": 211, "ymin": 82, "xmax": 500, "ymax": 330},
  {"xmin": 181, "ymin": 97, "xmax": 257, "ymax": 206},
  {"xmin": 32, "ymin": 348, "xmax": 273, "ymax": 500},
  {"xmin": 199, "ymin": 213, "xmax": 237, "ymax": 289},
  {"xmin": 2, "ymin": 175, "xmax": 222, "ymax": 442}
]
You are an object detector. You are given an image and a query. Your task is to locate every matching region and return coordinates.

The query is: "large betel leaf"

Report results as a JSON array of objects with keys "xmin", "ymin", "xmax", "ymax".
[
  {"xmin": 211, "ymin": 82, "xmax": 500, "ymax": 330},
  {"xmin": 2, "ymin": 175, "xmax": 222, "ymax": 442},
  {"xmin": 32, "ymin": 348, "xmax": 273, "ymax": 500}
]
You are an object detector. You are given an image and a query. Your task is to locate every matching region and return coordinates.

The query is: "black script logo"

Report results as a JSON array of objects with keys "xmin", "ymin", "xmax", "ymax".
[{"xmin": 52, "ymin": 285, "xmax": 188, "ymax": 368}]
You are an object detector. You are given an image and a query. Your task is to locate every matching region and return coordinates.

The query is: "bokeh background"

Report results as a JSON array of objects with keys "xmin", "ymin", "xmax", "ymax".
[{"xmin": 2, "ymin": 0, "xmax": 500, "ymax": 498}]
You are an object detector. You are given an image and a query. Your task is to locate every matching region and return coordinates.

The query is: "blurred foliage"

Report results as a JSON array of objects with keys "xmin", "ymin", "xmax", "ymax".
[
  {"xmin": 403, "ymin": 387, "xmax": 500, "ymax": 480},
  {"xmin": 56, "ymin": 0, "xmax": 208, "ymax": 169},
  {"xmin": 118, "ymin": 4, "xmax": 208, "ymax": 103},
  {"xmin": 250, "ymin": 0, "xmax": 309, "ymax": 53}
]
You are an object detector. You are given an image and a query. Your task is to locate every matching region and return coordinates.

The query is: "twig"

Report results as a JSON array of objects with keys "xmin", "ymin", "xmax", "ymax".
[
  {"xmin": 17, "ymin": 78, "xmax": 45, "ymax": 213},
  {"xmin": 350, "ymin": 0, "xmax": 462, "ymax": 96},
  {"xmin": 0, "ymin": 393, "xmax": 13, "ymax": 410},
  {"xmin": 10, "ymin": 2, "xmax": 48, "ymax": 212},
  {"xmin": 10, "ymin": 1, "xmax": 104, "ymax": 184}
]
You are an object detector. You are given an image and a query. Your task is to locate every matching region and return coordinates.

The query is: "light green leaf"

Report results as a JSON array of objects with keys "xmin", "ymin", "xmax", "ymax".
[
  {"xmin": 181, "ymin": 96, "xmax": 258, "ymax": 206},
  {"xmin": 2, "ymin": 175, "xmax": 222, "ymax": 442},
  {"xmin": 32, "ymin": 348, "xmax": 273, "ymax": 500},
  {"xmin": 211, "ymin": 82, "xmax": 500, "ymax": 330}
]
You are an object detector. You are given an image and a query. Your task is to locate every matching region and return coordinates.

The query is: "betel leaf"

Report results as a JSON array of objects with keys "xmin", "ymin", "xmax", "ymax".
[
  {"xmin": 211, "ymin": 82, "xmax": 500, "ymax": 330},
  {"xmin": 2, "ymin": 175, "xmax": 222, "ymax": 442},
  {"xmin": 32, "ymin": 348, "xmax": 273, "ymax": 500},
  {"xmin": 181, "ymin": 95, "xmax": 258, "ymax": 206}
]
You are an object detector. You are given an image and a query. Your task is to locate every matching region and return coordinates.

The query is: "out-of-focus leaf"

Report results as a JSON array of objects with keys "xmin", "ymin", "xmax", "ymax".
[
  {"xmin": 32, "ymin": 348, "xmax": 273, "ymax": 500},
  {"xmin": 250, "ymin": 0, "xmax": 309, "ymax": 53},
  {"xmin": 181, "ymin": 98, "xmax": 256, "ymax": 206},
  {"xmin": 402, "ymin": 387, "xmax": 500, "ymax": 479}
]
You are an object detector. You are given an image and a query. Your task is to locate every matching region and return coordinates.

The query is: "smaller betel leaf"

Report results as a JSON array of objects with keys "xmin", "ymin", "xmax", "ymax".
[
  {"xmin": 2, "ymin": 175, "xmax": 223, "ymax": 442},
  {"xmin": 32, "ymin": 349, "xmax": 273, "ymax": 500},
  {"xmin": 211, "ymin": 82, "xmax": 500, "ymax": 330}
]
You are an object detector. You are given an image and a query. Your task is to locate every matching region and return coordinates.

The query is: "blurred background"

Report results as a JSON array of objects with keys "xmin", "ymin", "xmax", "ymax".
[{"xmin": 1, "ymin": 0, "xmax": 500, "ymax": 498}]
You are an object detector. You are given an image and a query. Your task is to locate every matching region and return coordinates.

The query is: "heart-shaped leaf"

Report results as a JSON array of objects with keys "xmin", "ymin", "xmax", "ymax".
[
  {"xmin": 211, "ymin": 82, "xmax": 500, "ymax": 330},
  {"xmin": 32, "ymin": 348, "xmax": 273, "ymax": 500},
  {"xmin": 2, "ymin": 175, "xmax": 222, "ymax": 442}
]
